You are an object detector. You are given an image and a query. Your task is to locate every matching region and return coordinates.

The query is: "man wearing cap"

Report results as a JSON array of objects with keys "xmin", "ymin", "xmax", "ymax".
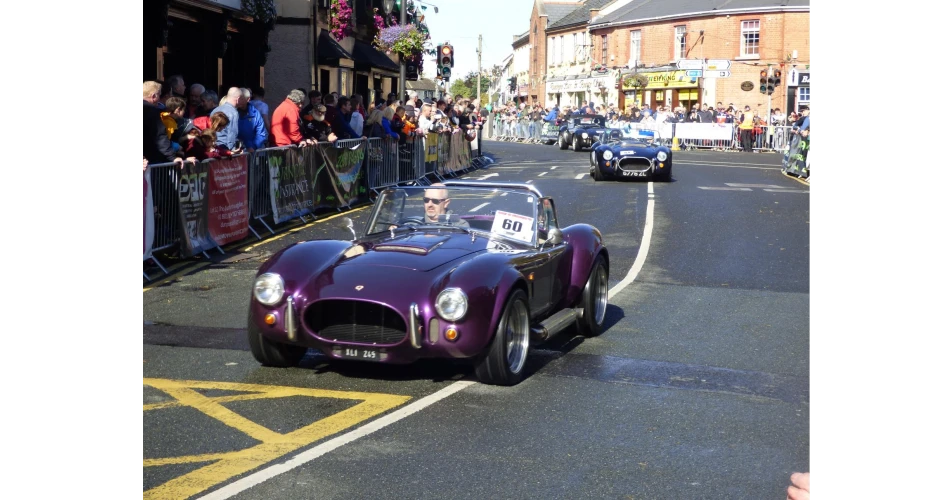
[{"xmin": 302, "ymin": 104, "xmax": 337, "ymax": 143}]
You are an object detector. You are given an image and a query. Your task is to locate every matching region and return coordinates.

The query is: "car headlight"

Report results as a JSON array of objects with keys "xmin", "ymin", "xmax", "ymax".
[
  {"xmin": 657, "ymin": 151, "xmax": 668, "ymax": 161},
  {"xmin": 253, "ymin": 273, "xmax": 285, "ymax": 306},
  {"xmin": 582, "ymin": 133, "xmax": 589, "ymax": 139},
  {"xmin": 602, "ymin": 150, "xmax": 614, "ymax": 160},
  {"xmin": 435, "ymin": 288, "xmax": 468, "ymax": 322}
]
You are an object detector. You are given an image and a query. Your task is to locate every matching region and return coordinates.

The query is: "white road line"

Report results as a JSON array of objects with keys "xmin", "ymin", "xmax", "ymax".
[
  {"xmin": 537, "ymin": 172, "xmax": 548, "ymax": 177},
  {"xmin": 725, "ymin": 183, "xmax": 784, "ymax": 188},
  {"xmin": 575, "ymin": 173, "xmax": 585, "ymax": 179},
  {"xmin": 608, "ymin": 182, "xmax": 654, "ymax": 300},
  {"xmin": 526, "ymin": 180, "xmax": 533, "ymax": 183},
  {"xmin": 763, "ymin": 189, "xmax": 809, "ymax": 193},
  {"xmin": 550, "ymin": 166, "xmax": 558, "ymax": 170},
  {"xmin": 469, "ymin": 202, "xmax": 490, "ymax": 212},
  {"xmin": 198, "ymin": 381, "xmax": 476, "ymax": 500},
  {"xmin": 698, "ymin": 187, "xmax": 753, "ymax": 191},
  {"xmin": 676, "ymin": 161, "xmax": 777, "ymax": 170}
]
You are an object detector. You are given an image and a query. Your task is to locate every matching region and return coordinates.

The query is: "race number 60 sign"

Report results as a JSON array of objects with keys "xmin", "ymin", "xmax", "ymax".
[{"xmin": 491, "ymin": 211, "xmax": 535, "ymax": 244}]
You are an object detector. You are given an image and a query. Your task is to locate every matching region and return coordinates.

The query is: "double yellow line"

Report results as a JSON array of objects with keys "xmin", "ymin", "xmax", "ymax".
[{"xmin": 143, "ymin": 206, "xmax": 369, "ymax": 292}]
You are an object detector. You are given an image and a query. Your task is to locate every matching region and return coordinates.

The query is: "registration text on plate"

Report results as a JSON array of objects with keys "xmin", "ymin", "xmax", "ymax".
[{"xmin": 491, "ymin": 210, "xmax": 535, "ymax": 244}]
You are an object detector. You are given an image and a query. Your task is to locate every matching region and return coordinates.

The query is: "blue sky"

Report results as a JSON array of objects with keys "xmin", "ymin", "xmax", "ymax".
[{"xmin": 412, "ymin": 0, "xmax": 534, "ymax": 84}]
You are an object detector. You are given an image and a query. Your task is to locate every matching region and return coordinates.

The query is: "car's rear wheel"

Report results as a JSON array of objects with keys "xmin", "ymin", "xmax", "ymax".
[
  {"xmin": 475, "ymin": 289, "xmax": 530, "ymax": 386},
  {"xmin": 577, "ymin": 255, "xmax": 608, "ymax": 337},
  {"xmin": 248, "ymin": 314, "xmax": 307, "ymax": 367}
]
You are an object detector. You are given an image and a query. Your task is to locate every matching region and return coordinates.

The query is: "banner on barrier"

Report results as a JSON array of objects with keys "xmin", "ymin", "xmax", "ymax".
[
  {"xmin": 177, "ymin": 161, "xmax": 216, "ymax": 256},
  {"xmin": 454, "ymin": 133, "xmax": 472, "ymax": 168},
  {"xmin": 667, "ymin": 122, "xmax": 733, "ymax": 141},
  {"xmin": 314, "ymin": 141, "xmax": 367, "ymax": 208},
  {"xmin": 208, "ymin": 155, "xmax": 249, "ymax": 246},
  {"xmin": 144, "ymin": 170, "xmax": 154, "ymax": 260},
  {"xmin": 269, "ymin": 148, "xmax": 316, "ymax": 225},
  {"xmin": 426, "ymin": 133, "xmax": 438, "ymax": 162}
]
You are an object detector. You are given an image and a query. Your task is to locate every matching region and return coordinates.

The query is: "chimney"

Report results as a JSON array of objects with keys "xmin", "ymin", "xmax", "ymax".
[{"xmin": 590, "ymin": 8, "xmax": 600, "ymax": 21}]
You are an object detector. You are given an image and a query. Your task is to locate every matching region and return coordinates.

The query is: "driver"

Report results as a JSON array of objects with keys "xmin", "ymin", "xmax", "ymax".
[{"xmin": 422, "ymin": 184, "xmax": 469, "ymax": 227}]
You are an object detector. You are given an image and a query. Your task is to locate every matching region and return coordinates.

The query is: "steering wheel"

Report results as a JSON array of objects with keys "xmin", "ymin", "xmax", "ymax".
[{"xmin": 397, "ymin": 216, "xmax": 425, "ymax": 226}]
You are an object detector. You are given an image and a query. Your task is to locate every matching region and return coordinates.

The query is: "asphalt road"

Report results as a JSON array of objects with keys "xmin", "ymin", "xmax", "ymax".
[{"xmin": 143, "ymin": 139, "xmax": 809, "ymax": 499}]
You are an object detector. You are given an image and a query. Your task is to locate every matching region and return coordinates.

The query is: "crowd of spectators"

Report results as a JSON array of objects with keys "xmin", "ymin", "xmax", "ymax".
[
  {"xmin": 144, "ymin": 77, "xmax": 484, "ymax": 171},
  {"xmin": 491, "ymin": 98, "xmax": 810, "ymax": 152}
]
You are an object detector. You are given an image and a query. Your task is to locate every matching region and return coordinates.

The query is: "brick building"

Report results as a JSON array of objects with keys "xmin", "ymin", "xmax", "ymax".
[
  {"xmin": 527, "ymin": 1, "xmax": 582, "ymax": 105},
  {"xmin": 265, "ymin": 0, "xmax": 402, "ymax": 114},
  {"xmin": 589, "ymin": 0, "xmax": 809, "ymax": 115},
  {"xmin": 543, "ymin": 0, "xmax": 616, "ymax": 109}
]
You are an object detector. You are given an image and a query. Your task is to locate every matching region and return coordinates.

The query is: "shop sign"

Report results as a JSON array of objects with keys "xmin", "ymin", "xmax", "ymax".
[
  {"xmin": 622, "ymin": 70, "xmax": 697, "ymax": 91},
  {"xmin": 546, "ymin": 76, "xmax": 614, "ymax": 93}
]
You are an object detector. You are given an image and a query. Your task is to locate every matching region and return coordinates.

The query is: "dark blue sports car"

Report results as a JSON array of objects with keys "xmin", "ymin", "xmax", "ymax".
[
  {"xmin": 588, "ymin": 131, "xmax": 673, "ymax": 182},
  {"xmin": 557, "ymin": 114, "xmax": 609, "ymax": 151}
]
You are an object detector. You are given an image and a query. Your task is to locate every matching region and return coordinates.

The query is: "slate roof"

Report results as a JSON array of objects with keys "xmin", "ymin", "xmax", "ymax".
[
  {"xmin": 548, "ymin": 0, "xmax": 618, "ymax": 30},
  {"xmin": 542, "ymin": 2, "xmax": 582, "ymax": 26},
  {"xmin": 592, "ymin": 0, "xmax": 809, "ymax": 26}
]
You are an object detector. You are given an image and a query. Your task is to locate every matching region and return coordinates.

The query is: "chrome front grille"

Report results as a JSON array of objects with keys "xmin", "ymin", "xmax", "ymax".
[
  {"xmin": 617, "ymin": 157, "xmax": 653, "ymax": 172},
  {"xmin": 304, "ymin": 300, "xmax": 407, "ymax": 345}
]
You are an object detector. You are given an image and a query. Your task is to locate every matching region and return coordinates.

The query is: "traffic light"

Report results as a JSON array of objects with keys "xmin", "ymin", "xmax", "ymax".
[
  {"xmin": 440, "ymin": 44, "xmax": 454, "ymax": 68},
  {"xmin": 509, "ymin": 77, "xmax": 516, "ymax": 93},
  {"xmin": 759, "ymin": 69, "xmax": 768, "ymax": 94},
  {"xmin": 766, "ymin": 69, "xmax": 780, "ymax": 95}
]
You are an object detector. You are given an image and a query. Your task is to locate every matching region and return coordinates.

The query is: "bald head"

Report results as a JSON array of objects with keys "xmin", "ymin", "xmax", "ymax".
[{"xmin": 226, "ymin": 87, "xmax": 241, "ymax": 106}]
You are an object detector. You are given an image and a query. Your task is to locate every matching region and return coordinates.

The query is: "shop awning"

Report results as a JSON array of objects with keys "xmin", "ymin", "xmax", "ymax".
[
  {"xmin": 352, "ymin": 39, "xmax": 400, "ymax": 74},
  {"xmin": 318, "ymin": 29, "xmax": 354, "ymax": 68}
]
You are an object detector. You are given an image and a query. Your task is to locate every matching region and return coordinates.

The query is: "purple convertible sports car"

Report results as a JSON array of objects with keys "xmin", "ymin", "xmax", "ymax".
[{"xmin": 247, "ymin": 181, "xmax": 609, "ymax": 385}]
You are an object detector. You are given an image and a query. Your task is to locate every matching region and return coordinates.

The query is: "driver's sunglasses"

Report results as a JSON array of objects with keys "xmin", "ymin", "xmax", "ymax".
[{"xmin": 423, "ymin": 197, "xmax": 446, "ymax": 204}]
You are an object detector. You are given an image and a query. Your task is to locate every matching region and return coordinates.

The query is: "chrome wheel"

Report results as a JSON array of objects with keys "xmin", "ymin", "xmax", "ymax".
[
  {"xmin": 505, "ymin": 298, "xmax": 530, "ymax": 375},
  {"xmin": 594, "ymin": 264, "xmax": 608, "ymax": 325}
]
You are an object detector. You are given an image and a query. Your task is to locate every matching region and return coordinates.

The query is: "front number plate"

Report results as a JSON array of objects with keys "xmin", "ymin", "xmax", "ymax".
[
  {"xmin": 622, "ymin": 170, "xmax": 648, "ymax": 177},
  {"xmin": 340, "ymin": 347, "xmax": 382, "ymax": 361}
]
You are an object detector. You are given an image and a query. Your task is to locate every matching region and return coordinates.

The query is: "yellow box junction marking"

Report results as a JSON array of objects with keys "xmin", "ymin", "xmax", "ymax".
[{"xmin": 143, "ymin": 378, "xmax": 411, "ymax": 499}]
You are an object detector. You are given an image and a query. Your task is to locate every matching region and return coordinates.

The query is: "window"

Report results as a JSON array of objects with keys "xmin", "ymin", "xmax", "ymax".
[
  {"xmin": 585, "ymin": 31, "xmax": 591, "ymax": 61},
  {"xmin": 628, "ymin": 30, "xmax": 641, "ymax": 68},
  {"xmin": 601, "ymin": 34, "xmax": 608, "ymax": 65},
  {"xmin": 560, "ymin": 35, "xmax": 564, "ymax": 65},
  {"xmin": 548, "ymin": 37, "xmax": 554, "ymax": 65},
  {"xmin": 741, "ymin": 20, "xmax": 760, "ymax": 57},
  {"xmin": 675, "ymin": 26, "xmax": 687, "ymax": 60},
  {"xmin": 798, "ymin": 87, "xmax": 810, "ymax": 105},
  {"xmin": 572, "ymin": 33, "xmax": 578, "ymax": 63}
]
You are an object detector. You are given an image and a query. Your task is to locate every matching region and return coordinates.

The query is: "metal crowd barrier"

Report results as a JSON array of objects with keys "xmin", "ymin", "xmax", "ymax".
[
  {"xmin": 146, "ymin": 132, "xmax": 491, "ymax": 280},
  {"xmin": 487, "ymin": 114, "xmax": 797, "ymax": 154}
]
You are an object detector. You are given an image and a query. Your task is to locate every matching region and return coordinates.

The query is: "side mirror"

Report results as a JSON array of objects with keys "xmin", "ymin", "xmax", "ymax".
[
  {"xmin": 341, "ymin": 217, "xmax": 356, "ymax": 241},
  {"xmin": 544, "ymin": 227, "xmax": 563, "ymax": 246}
]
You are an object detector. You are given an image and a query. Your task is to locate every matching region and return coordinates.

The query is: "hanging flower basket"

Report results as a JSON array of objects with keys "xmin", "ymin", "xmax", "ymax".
[
  {"xmin": 375, "ymin": 24, "xmax": 426, "ymax": 60},
  {"xmin": 330, "ymin": 0, "xmax": 353, "ymax": 41}
]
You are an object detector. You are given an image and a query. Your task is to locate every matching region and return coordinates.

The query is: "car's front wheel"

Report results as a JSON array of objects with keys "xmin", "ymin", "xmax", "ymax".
[
  {"xmin": 475, "ymin": 289, "xmax": 530, "ymax": 386},
  {"xmin": 577, "ymin": 255, "xmax": 608, "ymax": 337},
  {"xmin": 572, "ymin": 135, "xmax": 581, "ymax": 152},
  {"xmin": 248, "ymin": 313, "xmax": 307, "ymax": 367}
]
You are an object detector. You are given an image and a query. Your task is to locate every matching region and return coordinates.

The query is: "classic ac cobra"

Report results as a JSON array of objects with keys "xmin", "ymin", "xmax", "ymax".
[
  {"xmin": 247, "ymin": 182, "xmax": 610, "ymax": 386},
  {"xmin": 589, "ymin": 131, "xmax": 674, "ymax": 182},
  {"xmin": 557, "ymin": 114, "xmax": 609, "ymax": 151}
]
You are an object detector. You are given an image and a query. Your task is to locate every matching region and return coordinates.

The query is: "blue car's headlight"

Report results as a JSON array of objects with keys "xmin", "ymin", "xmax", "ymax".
[
  {"xmin": 602, "ymin": 150, "xmax": 614, "ymax": 160},
  {"xmin": 436, "ymin": 288, "xmax": 468, "ymax": 321},
  {"xmin": 582, "ymin": 132, "xmax": 589, "ymax": 139},
  {"xmin": 657, "ymin": 151, "xmax": 668, "ymax": 161},
  {"xmin": 253, "ymin": 273, "xmax": 285, "ymax": 306}
]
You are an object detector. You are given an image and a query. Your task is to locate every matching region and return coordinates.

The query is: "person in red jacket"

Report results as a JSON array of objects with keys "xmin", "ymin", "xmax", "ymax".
[{"xmin": 271, "ymin": 89, "xmax": 317, "ymax": 147}]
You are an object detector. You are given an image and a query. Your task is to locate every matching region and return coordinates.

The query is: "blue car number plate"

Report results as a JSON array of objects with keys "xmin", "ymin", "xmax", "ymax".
[
  {"xmin": 340, "ymin": 347, "xmax": 382, "ymax": 361},
  {"xmin": 622, "ymin": 170, "xmax": 647, "ymax": 177}
]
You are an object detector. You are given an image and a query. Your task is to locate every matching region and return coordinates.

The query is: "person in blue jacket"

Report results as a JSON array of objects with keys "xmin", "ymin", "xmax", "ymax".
[
  {"xmin": 237, "ymin": 88, "xmax": 269, "ymax": 151},
  {"xmin": 544, "ymin": 105, "xmax": 559, "ymax": 123}
]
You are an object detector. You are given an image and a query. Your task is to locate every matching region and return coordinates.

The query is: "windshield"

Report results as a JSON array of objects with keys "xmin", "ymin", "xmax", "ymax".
[
  {"xmin": 575, "ymin": 116, "xmax": 605, "ymax": 127},
  {"xmin": 367, "ymin": 186, "xmax": 541, "ymax": 246}
]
